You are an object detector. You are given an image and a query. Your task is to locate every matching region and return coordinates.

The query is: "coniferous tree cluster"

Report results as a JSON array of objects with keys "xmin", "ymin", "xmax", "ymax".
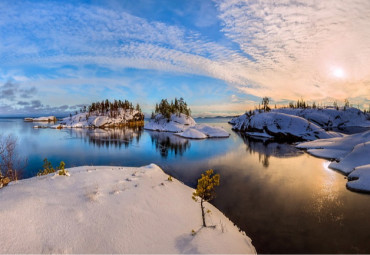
[
  {"xmin": 78, "ymin": 99, "xmax": 144, "ymax": 120},
  {"xmin": 152, "ymin": 97, "xmax": 191, "ymax": 120},
  {"xmin": 286, "ymin": 98, "xmax": 354, "ymax": 110}
]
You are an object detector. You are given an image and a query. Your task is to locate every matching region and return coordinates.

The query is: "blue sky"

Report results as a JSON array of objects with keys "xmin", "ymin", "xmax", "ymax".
[{"xmin": 0, "ymin": 0, "xmax": 369, "ymax": 116}]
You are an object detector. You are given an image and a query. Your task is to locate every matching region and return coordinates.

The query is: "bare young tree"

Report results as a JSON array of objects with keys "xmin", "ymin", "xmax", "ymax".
[{"xmin": 0, "ymin": 135, "xmax": 27, "ymax": 182}]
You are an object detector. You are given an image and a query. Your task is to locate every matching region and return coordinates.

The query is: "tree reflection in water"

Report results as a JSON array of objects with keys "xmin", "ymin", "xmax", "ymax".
[
  {"xmin": 148, "ymin": 131, "xmax": 190, "ymax": 158},
  {"xmin": 66, "ymin": 126, "xmax": 143, "ymax": 148},
  {"xmin": 237, "ymin": 132, "xmax": 304, "ymax": 168}
]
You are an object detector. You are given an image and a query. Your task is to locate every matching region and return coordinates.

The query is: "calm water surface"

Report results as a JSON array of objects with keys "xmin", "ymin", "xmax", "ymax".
[{"xmin": 1, "ymin": 117, "xmax": 370, "ymax": 253}]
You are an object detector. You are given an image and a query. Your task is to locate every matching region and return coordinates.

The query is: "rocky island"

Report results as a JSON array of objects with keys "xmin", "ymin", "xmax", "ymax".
[
  {"xmin": 144, "ymin": 98, "xmax": 229, "ymax": 139},
  {"xmin": 53, "ymin": 99, "xmax": 144, "ymax": 129},
  {"xmin": 24, "ymin": 116, "xmax": 57, "ymax": 122},
  {"xmin": 230, "ymin": 106, "xmax": 370, "ymax": 142}
]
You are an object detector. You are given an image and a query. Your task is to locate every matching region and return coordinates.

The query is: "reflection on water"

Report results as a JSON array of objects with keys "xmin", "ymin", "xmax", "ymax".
[
  {"xmin": 65, "ymin": 126, "xmax": 143, "ymax": 148},
  {"xmin": 1, "ymin": 118, "xmax": 370, "ymax": 253},
  {"xmin": 237, "ymin": 132, "xmax": 303, "ymax": 168},
  {"xmin": 211, "ymin": 134, "xmax": 370, "ymax": 253},
  {"xmin": 148, "ymin": 131, "xmax": 190, "ymax": 158}
]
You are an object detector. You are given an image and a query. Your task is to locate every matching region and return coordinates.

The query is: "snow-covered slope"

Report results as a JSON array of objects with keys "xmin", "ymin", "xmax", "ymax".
[
  {"xmin": 0, "ymin": 164, "xmax": 256, "ymax": 254},
  {"xmin": 297, "ymin": 131, "xmax": 370, "ymax": 192},
  {"xmin": 275, "ymin": 107, "xmax": 370, "ymax": 128},
  {"xmin": 145, "ymin": 114, "xmax": 229, "ymax": 139},
  {"xmin": 54, "ymin": 109, "xmax": 143, "ymax": 128},
  {"xmin": 230, "ymin": 112, "xmax": 342, "ymax": 141}
]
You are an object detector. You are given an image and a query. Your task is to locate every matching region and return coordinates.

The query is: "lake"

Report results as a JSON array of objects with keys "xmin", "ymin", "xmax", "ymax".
[{"xmin": 1, "ymin": 117, "xmax": 370, "ymax": 253}]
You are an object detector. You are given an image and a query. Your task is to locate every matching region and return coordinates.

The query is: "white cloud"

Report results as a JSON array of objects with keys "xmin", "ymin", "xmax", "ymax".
[
  {"xmin": 214, "ymin": 0, "xmax": 370, "ymax": 102},
  {"xmin": 0, "ymin": 0, "xmax": 369, "ymax": 113}
]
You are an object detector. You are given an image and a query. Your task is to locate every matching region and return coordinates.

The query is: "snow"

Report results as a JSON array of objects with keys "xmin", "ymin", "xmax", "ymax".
[
  {"xmin": 144, "ymin": 113, "xmax": 196, "ymax": 132},
  {"xmin": 230, "ymin": 111, "xmax": 343, "ymax": 141},
  {"xmin": 297, "ymin": 131, "xmax": 370, "ymax": 192},
  {"xmin": 328, "ymin": 141, "xmax": 370, "ymax": 174},
  {"xmin": 194, "ymin": 124, "xmax": 229, "ymax": 138},
  {"xmin": 176, "ymin": 128, "xmax": 207, "ymax": 139},
  {"xmin": 145, "ymin": 114, "xmax": 229, "ymax": 139},
  {"xmin": 54, "ymin": 109, "xmax": 143, "ymax": 128},
  {"xmin": 24, "ymin": 116, "xmax": 56, "ymax": 122},
  {"xmin": 296, "ymin": 131, "xmax": 370, "ymax": 162},
  {"xmin": 347, "ymin": 165, "xmax": 370, "ymax": 193},
  {"xmin": 0, "ymin": 164, "xmax": 256, "ymax": 254},
  {"xmin": 274, "ymin": 107, "xmax": 370, "ymax": 128}
]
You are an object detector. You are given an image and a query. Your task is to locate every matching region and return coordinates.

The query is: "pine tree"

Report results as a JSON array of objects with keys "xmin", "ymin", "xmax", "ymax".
[
  {"xmin": 192, "ymin": 169, "xmax": 220, "ymax": 227},
  {"xmin": 344, "ymin": 98, "xmax": 349, "ymax": 110},
  {"xmin": 136, "ymin": 104, "xmax": 141, "ymax": 112},
  {"xmin": 262, "ymin": 97, "xmax": 270, "ymax": 112},
  {"xmin": 37, "ymin": 158, "xmax": 55, "ymax": 176}
]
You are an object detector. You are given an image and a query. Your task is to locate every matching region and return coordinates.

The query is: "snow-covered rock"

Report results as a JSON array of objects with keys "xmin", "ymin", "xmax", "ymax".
[
  {"xmin": 230, "ymin": 112, "xmax": 342, "ymax": 142},
  {"xmin": 297, "ymin": 131, "xmax": 370, "ymax": 163},
  {"xmin": 144, "ymin": 113, "xmax": 196, "ymax": 132},
  {"xmin": 193, "ymin": 124, "xmax": 229, "ymax": 138},
  {"xmin": 176, "ymin": 128, "xmax": 208, "ymax": 139},
  {"xmin": 347, "ymin": 165, "xmax": 370, "ymax": 193},
  {"xmin": 0, "ymin": 164, "xmax": 256, "ymax": 254},
  {"xmin": 24, "ymin": 116, "xmax": 57, "ymax": 122},
  {"xmin": 275, "ymin": 107, "xmax": 370, "ymax": 128},
  {"xmin": 297, "ymin": 131, "xmax": 370, "ymax": 192},
  {"xmin": 145, "ymin": 114, "xmax": 229, "ymax": 139},
  {"xmin": 54, "ymin": 109, "xmax": 143, "ymax": 129},
  {"xmin": 328, "ymin": 141, "xmax": 370, "ymax": 174}
]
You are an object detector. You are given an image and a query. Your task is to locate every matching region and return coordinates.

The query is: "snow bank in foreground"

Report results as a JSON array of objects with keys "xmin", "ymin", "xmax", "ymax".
[
  {"xmin": 297, "ymin": 131, "xmax": 370, "ymax": 192},
  {"xmin": 145, "ymin": 114, "xmax": 229, "ymax": 139},
  {"xmin": 230, "ymin": 112, "xmax": 342, "ymax": 141},
  {"xmin": 0, "ymin": 164, "xmax": 255, "ymax": 254}
]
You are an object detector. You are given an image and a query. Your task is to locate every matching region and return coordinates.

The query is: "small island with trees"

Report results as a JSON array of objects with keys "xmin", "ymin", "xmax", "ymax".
[
  {"xmin": 54, "ymin": 99, "xmax": 144, "ymax": 129},
  {"xmin": 145, "ymin": 98, "xmax": 230, "ymax": 139}
]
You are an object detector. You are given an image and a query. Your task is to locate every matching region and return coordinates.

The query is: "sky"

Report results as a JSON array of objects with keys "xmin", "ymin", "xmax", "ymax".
[{"xmin": 0, "ymin": 0, "xmax": 369, "ymax": 117}]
